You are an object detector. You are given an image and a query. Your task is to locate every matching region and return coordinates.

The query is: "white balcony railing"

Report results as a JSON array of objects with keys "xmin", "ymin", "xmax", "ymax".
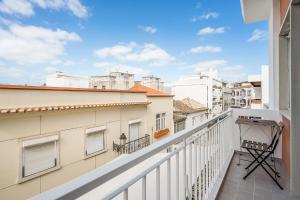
[{"xmin": 32, "ymin": 110, "xmax": 235, "ymax": 200}]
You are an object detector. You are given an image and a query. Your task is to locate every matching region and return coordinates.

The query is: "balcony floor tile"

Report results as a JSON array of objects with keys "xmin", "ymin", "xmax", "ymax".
[{"xmin": 217, "ymin": 153, "xmax": 296, "ymax": 200}]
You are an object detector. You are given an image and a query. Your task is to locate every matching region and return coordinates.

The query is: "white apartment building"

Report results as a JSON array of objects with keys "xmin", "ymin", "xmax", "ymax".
[
  {"xmin": 172, "ymin": 69, "xmax": 224, "ymax": 116},
  {"xmin": 142, "ymin": 75, "xmax": 165, "ymax": 92},
  {"xmin": 222, "ymin": 83, "xmax": 232, "ymax": 111},
  {"xmin": 230, "ymin": 74, "xmax": 262, "ymax": 109},
  {"xmin": 46, "ymin": 72, "xmax": 89, "ymax": 88},
  {"xmin": 89, "ymin": 72, "xmax": 135, "ymax": 90}
]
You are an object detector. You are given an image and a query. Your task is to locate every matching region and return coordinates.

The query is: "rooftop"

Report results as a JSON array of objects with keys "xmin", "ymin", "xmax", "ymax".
[
  {"xmin": 0, "ymin": 84, "xmax": 146, "ymax": 93},
  {"xmin": 173, "ymin": 98, "xmax": 207, "ymax": 114},
  {"xmin": 129, "ymin": 83, "xmax": 174, "ymax": 97}
]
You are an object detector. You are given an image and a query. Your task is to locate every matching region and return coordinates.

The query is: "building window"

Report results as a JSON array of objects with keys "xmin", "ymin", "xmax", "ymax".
[
  {"xmin": 156, "ymin": 113, "xmax": 166, "ymax": 131},
  {"xmin": 20, "ymin": 135, "xmax": 59, "ymax": 182},
  {"xmin": 85, "ymin": 126, "xmax": 106, "ymax": 157},
  {"xmin": 174, "ymin": 120, "xmax": 185, "ymax": 133}
]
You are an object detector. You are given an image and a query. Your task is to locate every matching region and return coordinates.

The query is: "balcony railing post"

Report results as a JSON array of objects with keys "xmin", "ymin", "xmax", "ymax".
[
  {"xmin": 156, "ymin": 166, "xmax": 160, "ymax": 200},
  {"xmin": 189, "ymin": 143, "xmax": 192, "ymax": 199},
  {"xmin": 142, "ymin": 176, "xmax": 146, "ymax": 200},
  {"xmin": 123, "ymin": 188, "xmax": 128, "ymax": 200},
  {"xmin": 176, "ymin": 152, "xmax": 179, "ymax": 200},
  {"xmin": 193, "ymin": 136, "xmax": 197, "ymax": 200},
  {"xmin": 167, "ymin": 159, "xmax": 171, "ymax": 200},
  {"xmin": 183, "ymin": 138, "xmax": 187, "ymax": 200},
  {"xmin": 198, "ymin": 135, "xmax": 202, "ymax": 200}
]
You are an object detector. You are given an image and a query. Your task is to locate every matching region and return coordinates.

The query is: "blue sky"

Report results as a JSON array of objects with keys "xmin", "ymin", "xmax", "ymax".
[{"xmin": 0, "ymin": 0, "xmax": 268, "ymax": 85}]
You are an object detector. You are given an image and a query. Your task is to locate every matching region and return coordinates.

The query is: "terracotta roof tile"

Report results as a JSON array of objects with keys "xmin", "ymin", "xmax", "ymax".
[
  {"xmin": 174, "ymin": 98, "xmax": 208, "ymax": 114},
  {"xmin": 129, "ymin": 83, "xmax": 173, "ymax": 97},
  {"xmin": 0, "ymin": 102, "xmax": 151, "ymax": 114}
]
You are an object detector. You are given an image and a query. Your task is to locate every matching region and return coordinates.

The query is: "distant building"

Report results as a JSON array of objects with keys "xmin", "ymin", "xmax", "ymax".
[
  {"xmin": 46, "ymin": 71, "xmax": 89, "ymax": 88},
  {"xmin": 173, "ymin": 98, "xmax": 208, "ymax": 133},
  {"xmin": 222, "ymin": 83, "xmax": 232, "ymax": 111},
  {"xmin": 230, "ymin": 78, "xmax": 262, "ymax": 109},
  {"xmin": 172, "ymin": 69, "xmax": 224, "ymax": 116},
  {"xmin": 142, "ymin": 75, "xmax": 165, "ymax": 92},
  {"xmin": 90, "ymin": 72, "xmax": 135, "ymax": 90},
  {"xmin": 261, "ymin": 65, "xmax": 270, "ymax": 108}
]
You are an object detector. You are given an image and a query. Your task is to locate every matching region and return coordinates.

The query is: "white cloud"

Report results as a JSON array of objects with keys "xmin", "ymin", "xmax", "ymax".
[
  {"xmin": 66, "ymin": 0, "xmax": 88, "ymax": 18},
  {"xmin": 0, "ymin": 16, "xmax": 16, "ymax": 25},
  {"xmin": 197, "ymin": 27, "xmax": 225, "ymax": 36},
  {"xmin": 138, "ymin": 25, "xmax": 157, "ymax": 34},
  {"xmin": 0, "ymin": 0, "xmax": 88, "ymax": 18},
  {"xmin": 220, "ymin": 65, "xmax": 247, "ymax": 82},
  {"xmin": 0, "ymin": 66, "xmax": 24, "ymax": 78},
  {"xmin": 193, "ymin": 60, "xmax": 226, "ymax": 72},
  {"xmin": 248, "ymin": 29, "xmax": 267, "ymax": 42},
  {"xmin": 0, "ymin": 0, "xmax": 34, "ymax": 16},
  {"xmin": 44, "ymin": 66, "xmax": 57, "ymax": 73},
  {"xmin": 0, "ymin": 24, "xmax": 81, "ymax": 65},
  {"xmin": 190, "ymin": 12, "xmax": 219, "ymax": 22},
  {"xmin": 95, "ymin": 42, "xmax": 174, "ymax": 65},
  {"xmin": 188, "ymin": 45, "xmax": 222, "ymax": 54},
  {"xmin": 93, "ymin": 62, "xmax": 149, "ymax": 75}
]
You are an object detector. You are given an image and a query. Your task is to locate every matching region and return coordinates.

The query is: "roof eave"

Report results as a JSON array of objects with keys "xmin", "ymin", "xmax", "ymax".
[{"xmin": 240, "ymin": 0, "xmax": 270, "ymax": 23}]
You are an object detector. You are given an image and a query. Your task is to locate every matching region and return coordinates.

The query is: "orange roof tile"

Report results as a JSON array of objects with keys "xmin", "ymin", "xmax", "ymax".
[
  {"xmin": 0, "ymin": 102, "xmax": 151, "ymax": 114},
  {"xmin": 129, "ymin": 83, "xmax": 174, "ymax": 97}
]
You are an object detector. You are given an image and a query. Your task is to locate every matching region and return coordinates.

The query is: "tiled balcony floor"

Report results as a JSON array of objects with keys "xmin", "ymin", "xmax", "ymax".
[{"xmin": 217, "ymin": 153, "xmax": 298, "ymax": 200}]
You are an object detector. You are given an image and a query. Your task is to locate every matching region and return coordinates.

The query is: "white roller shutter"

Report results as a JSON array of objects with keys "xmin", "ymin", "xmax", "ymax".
[
  {"xmin": 23, "ymin": 141, "xmax": 57, "ymax": 177},
  {"xmin": 86, "ymin": 131, "xmax": 105, "ymax": 155}
]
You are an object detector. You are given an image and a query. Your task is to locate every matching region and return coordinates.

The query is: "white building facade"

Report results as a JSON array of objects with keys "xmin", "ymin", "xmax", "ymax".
[
  {"xmin": 46, "ymin": 72, "xmax": 89, "ymax": 88},
  {"xmin": 90, "ymin": 72, "xmax": 135, "ymax": 90},
  {"xmin": 142, "ymin": 75, "xmax": 165, "ymax": 92},
  {"xmin": 172, "ymin": 69, "xmax": 223, "ymax": 116}
]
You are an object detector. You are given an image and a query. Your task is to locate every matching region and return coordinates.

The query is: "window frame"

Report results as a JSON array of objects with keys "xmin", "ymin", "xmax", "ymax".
[
  {"xmin": 19, "ymin": 134, "xmax": 60, "ymax": 183},
  {"xmin": 156, "ymin": 112, "xmax": 166, "ymax": 131},
  {"xmin": 84, "ymin": 126, "xmax": 107, "ymax": 159}
]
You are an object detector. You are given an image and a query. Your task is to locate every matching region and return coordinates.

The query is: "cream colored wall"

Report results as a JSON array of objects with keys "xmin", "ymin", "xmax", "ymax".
[
  {"xmin": 120, "ymin": 107, "xmax": 148, "ymax": 139},
  {"xmin": 0, "ymin": 89, "xmax": 147, "ymax": 108},
  {"xmin": 146, "ymin": 97, "xmax": 174, "ymax": 142},
  {"xmin": 0, "ymin": 105, "xmax": 148, "ymax": 200}
]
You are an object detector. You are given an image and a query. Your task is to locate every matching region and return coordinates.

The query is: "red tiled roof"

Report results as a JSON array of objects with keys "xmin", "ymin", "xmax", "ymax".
[
  {"xmin": 129, "ymin": 83, "xmax": 174, "ymax": 97},
  {"xmin": 0, "ymin": 102, "xmax": 151, "ymax": 114}
]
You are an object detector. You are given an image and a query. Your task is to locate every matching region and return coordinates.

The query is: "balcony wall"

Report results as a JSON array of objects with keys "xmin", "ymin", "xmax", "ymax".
[{"xmin": 231, "ymin": 108, "xmax": 282, "ymax": 158}]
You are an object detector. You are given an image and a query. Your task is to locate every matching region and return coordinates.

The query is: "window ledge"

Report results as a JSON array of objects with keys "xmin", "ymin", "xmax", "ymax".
[
  {"xmin": 84, "ymin": 149, "xmax": 108, "ymax": 159},
  {"xmin": 18, "ymin": 165, "xmax": 61, "ymax": 184},
  {"xmin": 280, "ymin": 109, "xmax": 291, "ymax": 120}
]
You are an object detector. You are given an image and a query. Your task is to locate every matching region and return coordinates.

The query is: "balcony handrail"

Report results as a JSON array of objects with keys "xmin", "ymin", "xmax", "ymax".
[
  {"xmin": 102, "ymin": 115, "xmax": 231, "ymax": 200},
  {"xmin": 113, "ymin": 134, "xmax": 151, "ymax": 154},
  {"xmin": 31, "ymin": 109, "xmax": 232, "ymax": 200}
]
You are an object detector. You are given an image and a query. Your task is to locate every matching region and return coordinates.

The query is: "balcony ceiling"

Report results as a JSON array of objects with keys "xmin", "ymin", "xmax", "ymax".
[{"xmin": 240, "ymin": 0, "xmax": 270, "ymax": 23}]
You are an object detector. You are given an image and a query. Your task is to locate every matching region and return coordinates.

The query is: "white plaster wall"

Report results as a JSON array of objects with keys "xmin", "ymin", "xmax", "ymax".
[
  {"xmin": 146, "ymin": 97, "xmax": 174, "ymax": 142},
  {"xmin": 261, "ymin": 65, "xmax": 270, "ymax": 105},
  {"xmin": 232, "ymin": 108, "xmax": 282, "ymax": 158}
]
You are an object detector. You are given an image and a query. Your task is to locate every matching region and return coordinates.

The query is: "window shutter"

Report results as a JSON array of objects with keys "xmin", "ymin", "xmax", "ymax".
[
  {"xmin": 23, "ymin": 141, "xmax": 56, "ymax": 177},
  {"xmin": 86, "ymin": 131, "xmax": 104, "ymax": 155}
]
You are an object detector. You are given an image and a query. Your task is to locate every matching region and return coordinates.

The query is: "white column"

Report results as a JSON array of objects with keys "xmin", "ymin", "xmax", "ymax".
[
  {"xmin": 268, "ymin": 0, "xmax": 280, "ymax": 110},
  {"xmin": 290, "ymin": 3, "xmax": 300, "ymax": 198}
]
